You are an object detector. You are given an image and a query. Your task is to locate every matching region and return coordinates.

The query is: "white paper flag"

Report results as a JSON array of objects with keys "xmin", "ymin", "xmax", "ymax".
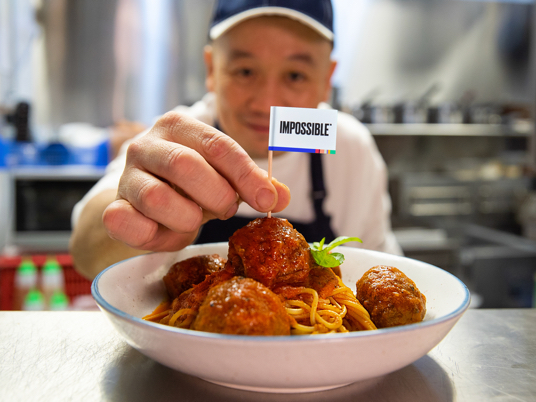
[{"xmin": 268, "ymin": 106, "xmax": 338, "ymax": 154}]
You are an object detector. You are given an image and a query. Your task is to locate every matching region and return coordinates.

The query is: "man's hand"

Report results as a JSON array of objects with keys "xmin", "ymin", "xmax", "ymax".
[{"xmin": 102, "ymin": 112, "xmax": 290, "ymax": 252}]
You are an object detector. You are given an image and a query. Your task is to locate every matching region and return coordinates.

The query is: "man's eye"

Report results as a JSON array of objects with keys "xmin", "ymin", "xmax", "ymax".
[
  {"xmin": 237, "ymin": 68, "xmax": 253, "ymax": 77},
  {"xmin": 288, "ymin": 72, "xmax": 305, "ymax": 82}
]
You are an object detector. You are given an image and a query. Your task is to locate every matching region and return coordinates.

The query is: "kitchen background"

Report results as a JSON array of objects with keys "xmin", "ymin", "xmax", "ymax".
[{"xmin": 1, "ymin": 0, "xmax": 535, "ymax": 310}]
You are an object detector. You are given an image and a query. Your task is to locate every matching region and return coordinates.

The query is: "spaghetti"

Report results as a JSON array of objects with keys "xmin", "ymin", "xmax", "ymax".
[
  {"xmin": 143, "ymin": 299, "xmax": 171, "ymax": 322},
  {"xmin": 143, "ymin": 273, "xmax": 377, "ymax": 334},
  {"xmin": 283, "ymin": 276, "xmax": 376, "ymax": 335}
]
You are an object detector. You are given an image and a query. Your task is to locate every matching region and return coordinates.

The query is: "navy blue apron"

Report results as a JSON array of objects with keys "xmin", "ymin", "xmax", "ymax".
[{"xmin": 195, "ymin": 151, "xmax": 336, "ymax": 245}]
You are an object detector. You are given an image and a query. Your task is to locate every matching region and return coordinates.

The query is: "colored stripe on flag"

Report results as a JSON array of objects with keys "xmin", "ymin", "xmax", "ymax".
[{"xmin": 268, "ymin": 146, "xmax": 336, "ymax": 154}]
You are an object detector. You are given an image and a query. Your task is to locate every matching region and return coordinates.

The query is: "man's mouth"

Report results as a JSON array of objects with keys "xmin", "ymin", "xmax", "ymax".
[{"xmin": 246, "ymin": 122, "xmax": 270, "ymax": 134}]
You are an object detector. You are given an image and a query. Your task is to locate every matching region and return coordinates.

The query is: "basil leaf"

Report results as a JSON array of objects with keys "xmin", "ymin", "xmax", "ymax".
[
  {"xmin": 323, "ymin": 236, "xmax": 362, "ymax": 252},
  {"xmin": 310, "ymin": 236, "xmax": 362, "ymax": 268},
  {"xmin": 312, "ymin": 251, "xmax": 339, "ymax": 268},
  {"xmin": 312, "ymin": 241, "xmax": 322, "ymax": 251},
  {"xmin": 330, "ymin": 252, "xmax": 345, "ymax": 265}
]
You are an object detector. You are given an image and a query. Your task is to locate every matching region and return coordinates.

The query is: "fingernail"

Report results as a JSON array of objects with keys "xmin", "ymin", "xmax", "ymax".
[
  {"xmin": 256, "ymin": 188, "xmax": 276, "ymax": 211},
  {"xmin": 224, "ymin": 201, "xmax": 239, "ymax": 219},
  {"xmin": 271, "ymin": 177, "xmax": 289, "ymax": 193}
]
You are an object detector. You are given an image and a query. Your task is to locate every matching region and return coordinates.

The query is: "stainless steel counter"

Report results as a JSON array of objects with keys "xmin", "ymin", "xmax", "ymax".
[{"xmin": 0, "ymin": 309, "xmax": 535, "ymax": 401}]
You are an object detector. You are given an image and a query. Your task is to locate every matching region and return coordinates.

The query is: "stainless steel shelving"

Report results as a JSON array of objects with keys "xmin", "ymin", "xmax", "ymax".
[
  {"xmin": 366, "ymin": 122, "xmax": 533, "ymax": 137},
  {"xmin": 9, "ymin": 165, "xmax": 106, "ymax": 180}
]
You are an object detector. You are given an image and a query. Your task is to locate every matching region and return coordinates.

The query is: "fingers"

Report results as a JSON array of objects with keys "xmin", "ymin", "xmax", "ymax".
[
  {"xmin": 107, "ymin": 111, "xmax": 292, "ymax": 252},
  {"xmin": 103, "ymin": 199, "xmax": 158, "ymax": 247},
  {"xmin": 126, "ymin": 137, "xmax": 240, "ymax": 220},
  {"xmin": 271, "ymin": 178, "xmax": 291, "ymax": 213},
  {"xmin": 117, "ymin": 168, "xmax": 206, "ymax": 234},
  {"xmin": 152, "ymin": 112, "xmax": 280, "ymax": 212},
  {"xmin": 103, "ymin": 199, "xmax": 198, "ymax": 251}
]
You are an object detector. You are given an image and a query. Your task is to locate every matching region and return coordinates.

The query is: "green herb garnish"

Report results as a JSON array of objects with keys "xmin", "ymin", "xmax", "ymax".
[{"xmin": 310, "ymin": 236, "xmax": 362, "ymax": 268}]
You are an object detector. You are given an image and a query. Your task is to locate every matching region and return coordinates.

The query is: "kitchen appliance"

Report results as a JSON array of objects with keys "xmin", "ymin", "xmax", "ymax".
[{"xmin": 0, "ymin": 166, "xmax": 103, "ymax": 253}]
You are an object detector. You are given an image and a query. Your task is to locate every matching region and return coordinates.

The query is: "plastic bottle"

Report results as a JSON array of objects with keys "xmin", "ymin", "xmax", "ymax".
[
  {"xmin": 22, "ymin": 288, "xmax": 45, "ymax": 311},
  {"xmin": 533, "ymin": 272, "xmax": 536, "ymax": 309},
  {"xmin": 41, "ymin": 257, "xmax": 66, "ymax": 310},
  {"xmin": 0, "ymin": 139, "xmax": 9, "ymax": 252},
  {"xmin": 13, "ymin": 259, "xmax": 38, "ymax": 310},
  {"xmin": 49, "ymin": 290, "xmax": 69, "ymax": 311},
  {"xmin": 0, "ymin": 141, "xmax": 9, "ymax": 253}
]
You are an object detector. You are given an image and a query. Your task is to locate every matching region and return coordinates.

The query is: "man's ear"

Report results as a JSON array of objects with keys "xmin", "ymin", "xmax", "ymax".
[
  {"xmin": 204, "ymin": 45, "xmax": 215, "ymax": 92},
  {"xmin": 324, "ymin": 59, "xmax": 337, "ymax": 102}
]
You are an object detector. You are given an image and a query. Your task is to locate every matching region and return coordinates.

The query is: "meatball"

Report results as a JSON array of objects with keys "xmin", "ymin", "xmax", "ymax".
[
  {"xmin": 163, "ymin": 264, "xmax": 236, "ymax": 328},
  {"xmin": 192, "ymin": 277, "xmax": 291, "ymax": 335},
  {"xmin": 227, "ymin": 217, "xmax": 311, "ymax": 288},
  {"xmin": 305, "ymin": 264, "xmax": 340, "ymax": 298},
  {"xmin": 355, "ymin": 265, "xmax": 426, "ymax": 328},
  {"xmin": 163, "ymin": 254, "xmax": 226, "ymax": 299}
]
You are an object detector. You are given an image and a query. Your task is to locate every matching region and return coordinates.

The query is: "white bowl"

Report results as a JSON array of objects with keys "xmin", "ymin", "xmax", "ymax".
[{"xmin": 92, "ymin": 243, "xmax": 470, "ymax": 393}]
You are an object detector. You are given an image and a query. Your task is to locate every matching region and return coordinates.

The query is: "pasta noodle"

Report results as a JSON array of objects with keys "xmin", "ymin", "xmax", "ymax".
[
  {"xmin": 143, "ymin": 300, "xmax": 171, "ymax": 322},
  {"xmin": 144, "ymin": 270, "xmax": 377, "ymax": 334},
  {"xmin": 284, "ymin": 276, "xmax": 376, "ymax": 335},
  {"xmin": 168, "ymin": 308, "xmax": 196, "ymax": 328},
  {"xmin": 143, "ymin": 274, "xmax": 376, "ymax": 335}
]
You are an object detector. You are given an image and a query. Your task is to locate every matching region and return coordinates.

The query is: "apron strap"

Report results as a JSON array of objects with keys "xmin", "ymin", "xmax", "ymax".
[{"xmin": 309, "ymin": 153, "xmax": 336, "ymax": 243}]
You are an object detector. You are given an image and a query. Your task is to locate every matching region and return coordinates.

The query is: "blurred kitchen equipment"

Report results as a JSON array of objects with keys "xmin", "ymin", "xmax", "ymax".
[
  {"xmin": 517, "ymin": 179, "xmax": 536, "ymax": 241},
  {"xmin": 393, "ymin": 171, "xmax": 529, "ymax": 229},
  {"xmin": 339, "ymin": 1, "xmax": 533, "ymax": 110},
  {"xmin": 5, "ymin": 102, "xmax": 32, "ymax": 142},
  {"xmin": 0, "ymin": 167, "xmax": 103, "ymax": 253},
  {"xmin": 3, "ymin": 101, "xmax": 41, "ymax": 166},
  {"xmin": 34, "ymin": 0, "xmax": 215, "ymax": 129},
  {"xmin": 352, "ymin": 88, "xmax": 393, "ymax": 124},
  {"xmin": 426, "ymin": 102, "xmax": 462, "ymax": 125},
  {"xmin": 393, "ymin": 85, "xmax": 440, "ymax": 125}
]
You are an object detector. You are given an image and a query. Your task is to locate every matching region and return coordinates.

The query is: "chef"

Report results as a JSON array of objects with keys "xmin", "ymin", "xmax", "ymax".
[{"xmin": 70, "ymin": 0, "xmax": 402, "ymax": 279}]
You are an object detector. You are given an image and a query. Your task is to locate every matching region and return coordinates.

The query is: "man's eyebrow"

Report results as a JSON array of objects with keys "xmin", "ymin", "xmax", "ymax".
[
  {"xmin": 288, "ymin": 53, "xmax": 315, "ymax": 66},
  {"xmin": 227, "ymin": 49, "xmax": 316, "ymax": 66},
  {"xmin": 228, "ymin": 49, "xmax": 254, "ymax": 60}
]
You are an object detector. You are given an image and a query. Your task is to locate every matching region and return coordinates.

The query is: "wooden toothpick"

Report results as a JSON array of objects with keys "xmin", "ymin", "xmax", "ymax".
[{"xmin": 267, "ymin": 150, "xmax": 273, "ymax": 218}]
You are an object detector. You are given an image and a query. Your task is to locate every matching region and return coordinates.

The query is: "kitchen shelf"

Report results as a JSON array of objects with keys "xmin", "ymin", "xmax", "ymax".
[
  {"xmin": 366, "ymin": 122, "xmax": 533, "ymax": 137},
  {"xmin": 9, "ymin": 231, "xmax": 73, "ymax": 253},
  {"xmin": 9, "ymin": 165, "xmax": 106, "ymax": 180}
]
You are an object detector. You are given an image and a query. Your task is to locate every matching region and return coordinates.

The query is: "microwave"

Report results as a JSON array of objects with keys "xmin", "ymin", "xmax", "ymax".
[{"xmin": 0, "ymin": 166, "xmax": 104, "ymax": 253}]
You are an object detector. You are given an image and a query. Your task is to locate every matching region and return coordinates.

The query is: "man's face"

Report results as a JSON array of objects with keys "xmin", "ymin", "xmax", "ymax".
[{"xmin": 204, "ymin": 16, "xmax": 336, "ymax": 159}]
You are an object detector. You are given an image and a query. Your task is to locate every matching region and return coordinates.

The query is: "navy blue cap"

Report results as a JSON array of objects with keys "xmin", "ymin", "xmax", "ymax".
[{"xmin": 209, "ymin": 0, "xmax": 334, "ymax": 41}]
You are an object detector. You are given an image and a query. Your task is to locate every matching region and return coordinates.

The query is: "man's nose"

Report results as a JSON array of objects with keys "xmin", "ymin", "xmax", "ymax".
[{"xmin": 249, "ymin": 77, "xmax": 284, "ymax": 113}]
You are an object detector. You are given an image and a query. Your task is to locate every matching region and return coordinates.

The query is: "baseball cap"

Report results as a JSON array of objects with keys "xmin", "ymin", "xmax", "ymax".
[{"xmin": 209, "ymin": 0, "xmax": 334, "ymax": 42}]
